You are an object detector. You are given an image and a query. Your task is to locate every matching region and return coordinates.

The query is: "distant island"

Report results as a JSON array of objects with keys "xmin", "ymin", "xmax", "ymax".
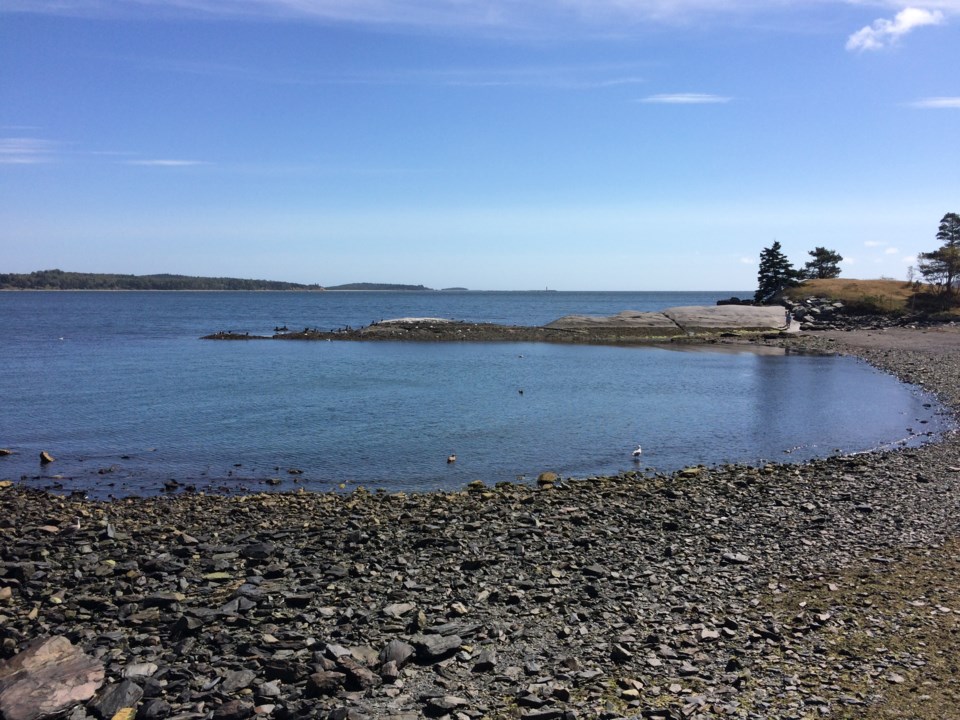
[
  {"xmin": 0, "ymin": 269, "xmax": 323, "ymax": 291},
  {"xmin": 324, "ymin": 283, "xmax": 435, "ymax": 291}
]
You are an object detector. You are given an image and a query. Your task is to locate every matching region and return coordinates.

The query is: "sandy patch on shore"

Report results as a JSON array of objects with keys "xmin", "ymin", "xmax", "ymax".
[{"xmin": 817, "ymin": 324, "xmax": 960, "ymax": 353}]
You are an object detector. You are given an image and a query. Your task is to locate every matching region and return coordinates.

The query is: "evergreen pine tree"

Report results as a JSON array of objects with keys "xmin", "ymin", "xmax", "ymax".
[
  {"xmin": 918, "ymin": 212, "xmax": 960, "ymax": 295},
  {"xmin": 802, "ymin": 247, "xmax": 843, "ymax": 279},
  {"xmin": 755, "ymin": 241, "xmax": 800, "ymax": 303}
]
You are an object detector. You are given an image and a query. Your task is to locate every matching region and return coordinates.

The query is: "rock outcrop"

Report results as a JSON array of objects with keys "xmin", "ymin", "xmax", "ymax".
[{"xmin": 545, "ymin": 305, "xmax": 790, "ymax": 335}]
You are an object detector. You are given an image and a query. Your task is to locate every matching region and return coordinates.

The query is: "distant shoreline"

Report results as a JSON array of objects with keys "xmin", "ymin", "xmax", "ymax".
[
  {"xmin": 0, "ymin": 287, "xmax": 753, "ymax": 294},
  {"xmin": 0, "ymin": 288, "xmax": 325, "ymax": 293}
]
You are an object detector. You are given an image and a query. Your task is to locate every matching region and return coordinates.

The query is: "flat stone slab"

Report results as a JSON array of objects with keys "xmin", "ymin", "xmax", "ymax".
[
  {"xmin": 543, "ymin": 310, "xmax": 680, "ymax": 330},
  {"xmin": 546, "ymin": 306, "xmax": 788, "ymax": 334},
  {"xmin": 379, "ymin": 317, "xmax": 451, "ymax": 324},
  {"xmin": 663, "ymin": 305, "xmax": 789, "ymax": 331},
  {"xmin": 208, "ymin": 305, "xmax": 790, "ymax": 342}
]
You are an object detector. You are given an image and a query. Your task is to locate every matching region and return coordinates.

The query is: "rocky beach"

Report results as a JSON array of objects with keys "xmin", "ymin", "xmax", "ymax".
[{"xmin": 3, "ymin": 325, "xmax": 960, "ymax": 720}]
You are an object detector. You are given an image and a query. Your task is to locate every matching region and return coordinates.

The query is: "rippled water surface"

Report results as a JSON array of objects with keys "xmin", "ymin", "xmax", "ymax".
[{"xmin": 0, "ymin": 291, "xmax": 949, "ymax": 498}]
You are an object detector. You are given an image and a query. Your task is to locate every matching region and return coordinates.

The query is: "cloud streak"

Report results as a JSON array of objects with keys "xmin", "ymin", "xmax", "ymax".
[
  {"xmin": 6, "ymin": 0, "xmax": 950, "ymax": 34},
  {"xmin": 125, "ymin": 159, "xmax": 208, "ymax": 167},
  {"xmin": 0, "ymin": 137, "xmax": 57, "ymax": 164},
  {"xmin": 5, "ymin": 0, "xmax": 957, "ymax": 53},
  {"xmin": 910, "ymin": 96, "xmax": 960, "ymax": 108},
  {"xmin": 846, "ymin": 7, "xmax": 945, "ymax": 51},
  {"xmin": 639, "ymin": 93, "xmax": 731, "ymax": 104},
  {"xmin": 131, "ymin": 53, "xmax": 652, "ymax": 91}
]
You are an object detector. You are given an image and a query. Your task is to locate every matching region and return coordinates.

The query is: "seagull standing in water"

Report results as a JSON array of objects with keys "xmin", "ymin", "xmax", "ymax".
[{"xmin": 632, "ymin": 444, "xmax": 643, "ymax": 459}]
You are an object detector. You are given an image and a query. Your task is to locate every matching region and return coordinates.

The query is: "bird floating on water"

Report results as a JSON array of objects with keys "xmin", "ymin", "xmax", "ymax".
[
  {"xmin": 632, "ymin": 444, "xmax": 643, "ymax": 458},
  {"xmin": 447, "ymin": 454, "xmax": 457, "ymax": 463}
]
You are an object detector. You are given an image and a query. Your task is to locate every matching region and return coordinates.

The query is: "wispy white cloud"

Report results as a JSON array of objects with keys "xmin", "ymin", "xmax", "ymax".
[
  {"xmin": 5, "ymin": 0, "xmax": 957, "ymax": 55},
  {"xmin": 0, "ymin": 137, "xmax": 57, "ymax": 164},
  {"xmin": 864, "ymin": 239, "xmax": 887, "ymax": 247},
  {"xmin": 125, "ymin": 159, "xmax": 208, "ymax": 167},
  {"xmin": 4, "ymin": 0, "xmax": 939, "ymax": 35},
  {"xmin": 639, "ymin": 93, "xmax": 732, "ymax": 104},
  {"xmin": 0, "ymin": 0, "xmax": 762, "ymax": 25},
  {"xmin": 846, "ymin": 7, "xmax": 945, "ymax": 51},
  {"xmin": 0, "ymin": 137, "xmax": 210, "ymax": 168},
  {"xmin": 910, "ymin": 96, "xmax": 960, "ymax": 108},
  {"xmin": 131, "ymin": 54, "xmax": 648, "ymax": 90},
  {"xmin": 739, "ymin": 256, "xmax": 755, "ymax": 265},
  {"xmin": 417, "ymin": 64, "xmax": 648, "ymax": 89},
  {"xmin": 884, "ymin": 247, "xmax": 899, "ymax": 254}
]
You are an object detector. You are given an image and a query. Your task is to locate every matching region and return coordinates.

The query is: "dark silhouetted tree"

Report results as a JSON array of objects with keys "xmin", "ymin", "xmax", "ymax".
[
  {"xmin": 755, "ymin": 241, "xmax": 801, "ymax": 303},
  {"xmin": 918, "ymin": 212, "xmax": 960, "ymax": 295},
  {"xmin": 802, "ymin": 246, "xmax": 843, "ymax": 279}
]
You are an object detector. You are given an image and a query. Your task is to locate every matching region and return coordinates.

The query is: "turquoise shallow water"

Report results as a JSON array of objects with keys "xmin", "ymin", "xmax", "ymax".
[{"xmin": 0, "ymin": 291, "xmax": 949, "ymax": 498}]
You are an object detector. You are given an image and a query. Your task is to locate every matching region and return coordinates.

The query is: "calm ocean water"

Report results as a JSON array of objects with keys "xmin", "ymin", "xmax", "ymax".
[{"xmin": 0, "ymin": 290, "xmax": 950, "ymax": 499}]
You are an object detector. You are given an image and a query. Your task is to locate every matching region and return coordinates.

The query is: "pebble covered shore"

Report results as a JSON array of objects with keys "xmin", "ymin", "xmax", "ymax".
[{"xmin": 3, "ymin": 327, "xmax": 960, "ymax": 720}]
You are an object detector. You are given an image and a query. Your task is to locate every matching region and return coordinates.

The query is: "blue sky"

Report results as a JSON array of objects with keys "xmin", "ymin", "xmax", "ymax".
[{"xmin": 2, "ymin": 1, "xmax": 958, "ymax": 290}]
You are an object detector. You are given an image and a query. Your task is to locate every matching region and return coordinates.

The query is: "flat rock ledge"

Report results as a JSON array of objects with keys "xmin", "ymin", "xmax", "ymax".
[
  {"xmin": 545, "ymin": 306, "xmax": 790, "ymax": 335},
  {"xmin": 4, "ymin": 326, "xmax": 960, "ymax": 720},
  {"xmin": 204, "ymin": 305, "xmax": 791, "ymax": 342}
]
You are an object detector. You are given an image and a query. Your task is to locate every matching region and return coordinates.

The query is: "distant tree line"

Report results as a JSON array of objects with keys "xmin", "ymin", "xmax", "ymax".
[
  {"xmin": 0, "ymin": 269, "xmax": 322, "ymax": 291},
  {"xmin": 324, "ymin": 283, "xmax": 434, "ymax": 291}
]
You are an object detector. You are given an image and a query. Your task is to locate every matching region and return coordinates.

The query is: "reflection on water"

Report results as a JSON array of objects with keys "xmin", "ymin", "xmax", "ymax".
[{"xmin": 0, "ymin": 292, "xmax": 950, "ymax": 498}]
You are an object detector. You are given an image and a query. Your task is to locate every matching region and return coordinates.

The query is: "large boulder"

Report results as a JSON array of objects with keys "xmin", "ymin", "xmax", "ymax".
[{"xmin": 0, "ymin": 636, "xmax": 105, "ymax": 720}]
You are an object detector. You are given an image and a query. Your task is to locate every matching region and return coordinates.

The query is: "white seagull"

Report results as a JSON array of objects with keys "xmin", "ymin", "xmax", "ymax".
[{"xmin": 632, "ymin": 444, "xmax": 643, "ymax": 459}]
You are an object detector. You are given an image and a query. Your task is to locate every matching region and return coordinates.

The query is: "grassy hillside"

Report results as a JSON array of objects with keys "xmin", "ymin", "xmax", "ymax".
[{"xmin": 785, "ymin": 278, "xmax": 959, "ymax": 315}]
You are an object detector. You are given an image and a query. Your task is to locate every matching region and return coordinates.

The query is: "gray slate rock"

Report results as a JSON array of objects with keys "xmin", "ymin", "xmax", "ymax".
[
  {"xmin": 306, "ymin": 671, "xmax": 347, "ymax": 697},
  {"xmin": 212, "ymin": 700, "xmax": 255, "ymax": 720},
  {"xmin": 409, "ymin": 634, "xmax": 462, "ymax": 661},
  {"xmin": 135, "ymin": 699, "xmax": 172, "ymax": 720},
  {"xmin": 221, "ymin": 669, "xmax": 256, "ymax": 693},
  {"xmin": 378, "ymin": 639, "xmax": 415, "ymax": 668},
  {"xmin": 88, "ymin": 679, "xmax": 143, "ymax": 720}
]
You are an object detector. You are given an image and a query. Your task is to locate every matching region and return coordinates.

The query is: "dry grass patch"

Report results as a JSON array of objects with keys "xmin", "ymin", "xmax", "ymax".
[
  {"xmin": 786, "ymin": 278, "xmax": 960, "ymax": 316},
  {"xmin": 767, "ymin": 536, "xmax": 960, "ymax": 719},
  {"xmin": 786, "ymin": 279, "xmax": 918, "ymax": 313}
]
